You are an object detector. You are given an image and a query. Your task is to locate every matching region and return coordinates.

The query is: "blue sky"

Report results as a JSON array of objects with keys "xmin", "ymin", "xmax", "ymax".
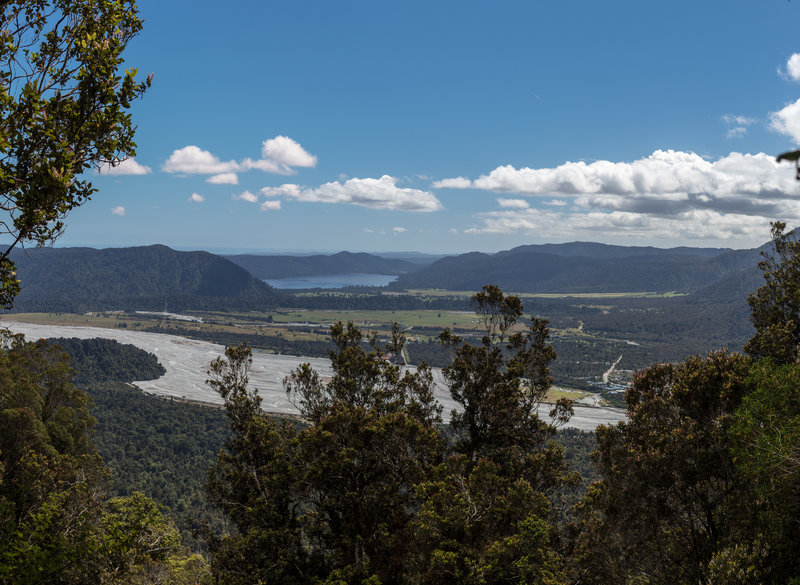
[{"xmin": 63, "ymin": 0, "xmax": 800, "ymax": 254}]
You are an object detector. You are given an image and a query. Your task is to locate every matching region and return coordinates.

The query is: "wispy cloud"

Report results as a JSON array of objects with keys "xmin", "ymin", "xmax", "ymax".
[
  {"xmin": 497, "ymin": 198, "xmax": 529, "ymax": 209},
  {"xmin": 111, "ymin": 206, "xmax": 126, "ymax": 216},
  {"xmin": 722, "ymin": 114, "xmax": 756, "ymax": 138},
  {"xmin": 234, "ymin": 190, "xmax": 259, "ymax": 203},
  {"xmin": 392, "ymin": 226, "xmax": 407, "ymax": 233},
  {"xmin": 260, "ymin": 176, "xmax": 442, "ymax": 212},
  {"xmin": 188, "ymin": 193, "xmax": 204, "ymax": 203},
  {"xmin": 207, "ymin": 172, "xmax": 239, "ymax": 185},
  {"xmin": 432, "ymin": 176, "xmax": 472, "ymax": 189},
  {"xmin": 260, "ymin": 200, "xmax": 281, "ymax": 211}
]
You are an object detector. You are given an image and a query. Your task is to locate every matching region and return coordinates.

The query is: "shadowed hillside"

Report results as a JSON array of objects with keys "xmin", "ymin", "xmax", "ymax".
[
  {"xmin": 7, "ymin": 244, "xmax": 277, "ymax": 312},
  {"xmin": 390, "ymin": 242, "xmax": 762, "ymax": 293}
]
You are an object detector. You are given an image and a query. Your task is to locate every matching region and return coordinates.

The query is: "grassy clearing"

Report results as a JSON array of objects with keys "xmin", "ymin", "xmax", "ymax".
[{"xmin": 545, "ymin": 387, "xmax": 593, "ymax": 402}]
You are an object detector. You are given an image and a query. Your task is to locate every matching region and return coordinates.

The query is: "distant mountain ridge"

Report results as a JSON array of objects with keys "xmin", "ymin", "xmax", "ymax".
[
  {"xmin": 224, "ymin": 251, "xmax": 422, "ymax": 279},
  {"xmin": 390, "ymin": 241, "xmax": 763, "ymax": 294},
  {"xmin": 496, "ymin": 241, "xmax": 732, "ymax": 259},
  {"xmin": 7, "ymin": 244, "xmax": 276, "ymax": 311},
  {"xmin": 1, "ymin": 241, "xmax": 772, "ymax": 314}
]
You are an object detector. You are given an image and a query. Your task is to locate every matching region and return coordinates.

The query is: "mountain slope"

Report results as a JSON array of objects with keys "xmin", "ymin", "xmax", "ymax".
[
  {"xmin": 8, "ymin": 244, "xmax": 277, "ymax": 311},
  {"xmin": 391, "ymin": 241, "xmax": 762, "ymax": 293}
]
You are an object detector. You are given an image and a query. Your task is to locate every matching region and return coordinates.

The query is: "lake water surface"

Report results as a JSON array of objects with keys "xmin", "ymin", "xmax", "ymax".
[{"xmin": 263, "ymin": 273, "xmax": 398, "ymax": 289}]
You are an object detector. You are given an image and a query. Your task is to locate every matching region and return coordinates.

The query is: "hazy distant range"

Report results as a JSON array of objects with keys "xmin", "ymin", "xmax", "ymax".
[{"xmin": 224, "ymin": 241, "xmax": 766, "ymax": 298}]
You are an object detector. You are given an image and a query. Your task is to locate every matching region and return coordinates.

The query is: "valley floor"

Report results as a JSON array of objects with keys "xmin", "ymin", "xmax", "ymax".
[{"xmin": 2, "ymin": 318, "xmax": 627, "ymax": 431}]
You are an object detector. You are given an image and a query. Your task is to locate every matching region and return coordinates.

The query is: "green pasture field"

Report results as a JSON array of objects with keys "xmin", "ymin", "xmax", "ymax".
[
  {"xmin": 231, "ymin": 309, "xmax": 484, "ymax": 330},
  {"xmin": 3, "ymin": 309, "xmax": 606, "ymax": 346},
  {"xmin": 3, "ymin": 309, "xmax": 485, "ymax": 341},
  {"xmin": 391, "ymin": 289, "xmax": 685, "ymax": 299},
  {"xmin": 2, "ymin": 312, "xmax": 325, "ymax": 343}
]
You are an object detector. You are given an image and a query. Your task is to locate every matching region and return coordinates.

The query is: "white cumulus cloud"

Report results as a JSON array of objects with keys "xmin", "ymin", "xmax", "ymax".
[
  {"xmin": 99, "ymin": 158, "xmax": 152, "ymax": 175},
  {"xmin": 163, "ymin": 146, "xmax": 237, "ymax": 174},
  {"xmin": 163, "ymin": 136, "xmax": 317, "ymax": 177},
  {"xmin": 188, "ymin": 193, "xmax": 204, "ymax": 203},
  {"xmin": 392, "ymin": 226, "xmax": 407, "ymax": 234},
  {"xmin": 456, "ymin": 150, "xmax": 800, "ymax": 246},
  {"xmin": 781, "ymin": 53, "xmax": 800, "ymax": 81},
  {"xmin": 261, "ymin": 136, "xmax": 317, "ymax": 168},
  {"xmin": 453, "ymin": 150, "xmax": 796, "ymax": 204},
  {"xmin": 111, "ymin": 206, "xmax": 126, "ymax": 216},
  {"xmin": 771, "ymin": 98, "xmax": 800, "ymax": 144},
  {"xmin": 262, "ymin": 176, "xmax": 442, "ymax": 212}
]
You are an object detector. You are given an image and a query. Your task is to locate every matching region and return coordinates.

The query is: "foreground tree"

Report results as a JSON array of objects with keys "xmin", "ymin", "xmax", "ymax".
[
  {"xmin": 207, "ymin": 287, "xmax": 575, "ymax": 585},
  {"xmin": 745, "ymin": 221, "xmax": 800, "ymax": 363},
  {"xmin": 570, "ymin": 351, "xmax": 754, "ymax": 585},
  {"xmin": 719, "ymin": 361, "xmax": 800, "ymax": 584},
  {"xmin": 440, "ymin": 285, "xmax": 572, "ymax": 475},
  {"xmin": 409, "ymin": 286, "xmax": 574, "ymax": 585},
  {"xmin": 565, "ymin": 213, "xmax": 800, "ymax": 584},
  {"xmin": 409, "ymin": 456, "xmax": 567, "ymax": 585},
  {"xmin": 0, "ymin": 0, "xmax": 151, "ymax": 307},
  {"xmin": 207, "ymin": 326, "xmax": 443, "ymax": 585}
]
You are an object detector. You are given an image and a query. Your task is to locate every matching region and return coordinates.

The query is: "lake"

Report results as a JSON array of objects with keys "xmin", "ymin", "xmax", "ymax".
[{"xmin": 263, "ymin": 273, "xmax": 398, "ymax": 289}]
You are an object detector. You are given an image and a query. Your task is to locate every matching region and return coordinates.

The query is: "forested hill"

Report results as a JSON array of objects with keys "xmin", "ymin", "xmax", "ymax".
[
  {"xmin": 7, "ymin": 244, "xmax": 277, "ymax": 312},
  {"xmin": 224, "ymin": 250, "xmax": 423, "ymax": 278},
  {"xmin": 390, "ymin": 241, "xmax": 763, "ymax": 293}
]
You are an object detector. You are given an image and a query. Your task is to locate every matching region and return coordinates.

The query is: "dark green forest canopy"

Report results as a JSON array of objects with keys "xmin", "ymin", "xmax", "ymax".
[
  {"xmin": 0, "ymin": 331, "xmax": 209, "ymax": 583},
  {"xmin": 45, "ymin": 336, "xmax": 230, "ymax": 550},
  {"xmin": 8, "ymin": 245, "xmax": 277, "ymax": 312},
  {"xmin": 49, "ymin": 336, "xmax": 166, "ymax": 384}
]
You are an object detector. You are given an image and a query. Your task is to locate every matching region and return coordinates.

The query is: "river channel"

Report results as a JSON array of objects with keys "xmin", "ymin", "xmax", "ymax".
[{"xmin": 2, "ymin": 319, "xmax": 627, "ymax": 431}]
